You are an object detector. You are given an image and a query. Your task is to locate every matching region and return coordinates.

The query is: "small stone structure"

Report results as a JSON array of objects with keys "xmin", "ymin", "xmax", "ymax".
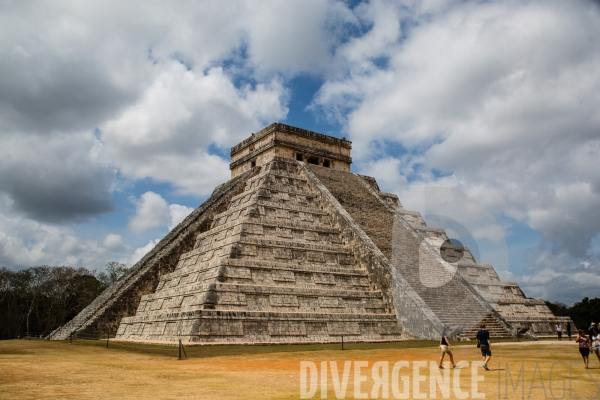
[
  {"xmin": 230, "ymin": 124, "xmax": 352, "ymax": 177},
  {"xmin": 49, "ymin": 123, "xmax": 572, "ymax": 343}
]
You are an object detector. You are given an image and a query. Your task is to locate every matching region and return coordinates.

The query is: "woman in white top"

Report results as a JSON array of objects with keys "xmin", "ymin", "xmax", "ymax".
[{"xmin": 590, "ymin": 324, "xmax": 600, "ymax": 364}]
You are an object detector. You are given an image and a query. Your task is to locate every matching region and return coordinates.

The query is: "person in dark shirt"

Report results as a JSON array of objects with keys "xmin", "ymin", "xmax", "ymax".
[
  {"xmin": 438, "ymin": 327, "xmax": 459, "ymax": 369},
  {"xmin": 476, "ymin": 323, "xmax": 492, "ymax": 371},
  {"xmin": 566, "ymin": 322, "xmax": 572, "ymax": 341}
]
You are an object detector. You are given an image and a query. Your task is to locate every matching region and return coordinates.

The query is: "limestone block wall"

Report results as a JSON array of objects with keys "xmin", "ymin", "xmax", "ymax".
[
  {"xmin": 272, "ymin": 130, "xmax": 351, "ymax": 169},
  {"xmin": 452, "ymin": 249, "xmax": 505, "ymax": 304}
]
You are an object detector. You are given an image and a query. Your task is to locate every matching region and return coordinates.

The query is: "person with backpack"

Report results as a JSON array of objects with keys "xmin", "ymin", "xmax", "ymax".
[
  {"xmin": 566, "ymin": 322, "xmax": 572, "ymax": 341},
  {"xmin": 556, "ymin": 324, "xmax": 562, "ymax": 340},
  {"xmin": 476, "ymin": 323, "xmax": 492, "ymax": 371},
  {"xmin": 438, "ymin": 327, "xmax": 460, "ymax": 370},
  {"xmin": 575, "ymin": 329, "xmax": 590, "ymax": 369}
]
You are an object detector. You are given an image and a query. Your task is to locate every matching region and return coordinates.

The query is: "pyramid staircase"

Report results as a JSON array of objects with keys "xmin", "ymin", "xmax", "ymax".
[
  {"xmin": 392, "ymin": 204, "xmax": 514, "ymax": 339},
  {"xmin": 388, "ymin": 242, "xmax": 513, "ymax": 338},
  {"xmin": 116, "ymin": 159, "xmax": 406, "ymax": 343},
  {"xmin": 305, "ymin": 164, "xmax": 514, "ymax": 339},
  {"xmin": 460, "ymin": 314, "xmax": 512, "ymax": 339}
]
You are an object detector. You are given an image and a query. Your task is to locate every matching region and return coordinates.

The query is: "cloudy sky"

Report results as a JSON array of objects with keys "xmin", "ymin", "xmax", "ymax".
[{"xmin": 1, "ymin": 0, "xmax": 599, "ymax": 305}]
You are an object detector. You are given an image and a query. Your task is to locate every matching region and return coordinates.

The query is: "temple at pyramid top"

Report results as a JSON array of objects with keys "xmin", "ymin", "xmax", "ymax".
[{"xmin": 229, "ymin": 122, "xmax": 353, "ymax": 177}]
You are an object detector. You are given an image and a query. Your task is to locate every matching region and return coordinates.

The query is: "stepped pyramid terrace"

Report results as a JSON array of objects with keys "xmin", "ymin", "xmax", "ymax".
[{"xmin": 49, "ymin": 123, "xmax": 573, "ymax": 343}]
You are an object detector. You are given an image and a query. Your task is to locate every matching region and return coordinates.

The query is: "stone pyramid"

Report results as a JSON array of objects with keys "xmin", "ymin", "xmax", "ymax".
[
  {"xmin": 116, "ymin": 159, "xmax": 404, "ymax": 342},
  {"xmin": 49, "ymin": 123, "xmax": 572, "ymax": 343}
]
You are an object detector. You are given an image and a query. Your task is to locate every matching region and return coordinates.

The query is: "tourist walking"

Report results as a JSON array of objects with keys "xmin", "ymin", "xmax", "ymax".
[
  {"xmin": 576, "ymin": 329, "xmax": 590, "ymax": 368},
  {"xmin": 566, "ymin": 322, "xmax": 572, "ymax": 341},
  {"xmin": 476, "ymin": 323, "xmax": 492, "ymax": 371},
  {"xmin": 590, "ymin": 323, "xmax": 600, "ymax": 365},
  {"xmin": 556, "ymin": 323, "xmax": 562, "ymax": 340},
  {"xmin": 438, "ymin": 327, "xmax": 459, "ymax": 370}
]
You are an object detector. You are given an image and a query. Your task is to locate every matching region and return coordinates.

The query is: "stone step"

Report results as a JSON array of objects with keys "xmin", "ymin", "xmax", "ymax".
[
  {"xmin": 120, "ymin": 309, "xmax": 401, "ymax": 325},
  {"xmin": 134, "ymin": 296, "xmax": 388, "ymax": 316},
  {"xmin": 243, "ymin": 218, "xmax": 339, "ymax": 234},
  {"xmin": 245, "ymin": 169, "xmax": 308, "ymax": 185},
  {"xmin": 213, "ymin": 198, "xmax": 328, "ymax": 224},
  {"xmin": 138, "ymin": 280, "xmax": 385, "ymax": 303},
  {"xmin": 162, "ymin": 260, "xmax": 370, "ymax": 285},
  {"xmin": 118, "ymin": 316, "xmax": 404, "ymax": 343},
  {"xmin": 459, "ymin": 315, "xmax": 513, "ymax": 338},
  {"xmin": 236, "ymin": 237, "xmax": 351, "ymax": 253},
  {"xmin": 229, "ymin": 179, "xmax": 314, "ymax": 204},
  {"xmin": 177, "ymin": 236, "xmax": 354, "ymax": 269},
  {"xmin": 190, "ymin": 222, "xmax": 344, "ymax": 256}
]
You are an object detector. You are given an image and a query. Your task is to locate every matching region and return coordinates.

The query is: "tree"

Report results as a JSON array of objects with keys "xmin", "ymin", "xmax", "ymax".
[
  {"xmin": 0, "ymin": 267, "xmax": 11, "ymax": 303},
  {"xmin": 96, "ymin": 261, "xmax": 129, "ymax": 289},
  {"xmin": 545, "ymin": 301, "xmax": 570, "ymax": 317},
  {"xmin": 22, "ymin": 267, "xmax": 52, "ymax": 336},
  {"xmin": 569, "ymin": 297, "xmax": 600, "ymax": 331},
  {"xmin": 0, "ymin": 266, "xmax": 106, "ymax": 339},
  {"xmin": 547, "ymin": 297, "xmax": 600, "ymax": 332}
]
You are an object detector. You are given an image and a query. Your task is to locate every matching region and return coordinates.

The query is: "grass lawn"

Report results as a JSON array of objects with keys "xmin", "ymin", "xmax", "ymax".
[{"xmin": 1, "ymin": 338, "xmax": 598, "ymax": 399}]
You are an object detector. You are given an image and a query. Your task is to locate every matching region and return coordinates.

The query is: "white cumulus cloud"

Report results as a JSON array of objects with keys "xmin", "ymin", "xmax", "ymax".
[
  {"xmin": 101, "ymin": 63, "xmax": 288, "ymax": 196},
  {"xmin": 312, "ymin": 0, "xmax": 600, "ymax": 302},
  {"xmin": 100, "ymin": 234, "xmax": 130, "ymax": 253},
  {"xmin": 128, "ymin": 191, "xmax": 194, "ymax": 234}
]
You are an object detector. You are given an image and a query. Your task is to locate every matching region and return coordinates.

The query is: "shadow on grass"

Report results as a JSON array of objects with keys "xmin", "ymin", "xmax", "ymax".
[
  {"xmin": 61, "ymin": 338, "xmax": 444, "ymax": 359},
  {"xmin": 6, "ymin": 335, "xmax": 545, "ymax": 360}
]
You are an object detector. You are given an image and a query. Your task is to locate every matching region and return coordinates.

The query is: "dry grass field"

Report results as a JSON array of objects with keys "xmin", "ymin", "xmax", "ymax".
[{"xmin": 1, "ymin": 338, "xmax": 598, "ymax": 399}]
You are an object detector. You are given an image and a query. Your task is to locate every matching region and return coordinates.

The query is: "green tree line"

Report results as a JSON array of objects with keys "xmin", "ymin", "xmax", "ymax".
[
  {"xmin": 546, "ymin": 297, "xmax": 600, "ymax": 332},
  {"xmin": 0, "ymin": 262, "xmax": 128, "ymax": 340}
]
